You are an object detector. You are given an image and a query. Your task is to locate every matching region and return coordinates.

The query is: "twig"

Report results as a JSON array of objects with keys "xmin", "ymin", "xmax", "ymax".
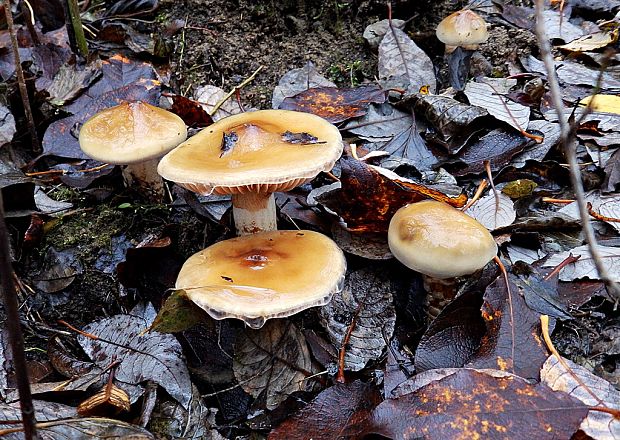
[
  {"xmin": 484, "ymin": 161, "xmax": 500, "ymax": 229},
  {"xmin": 209, "ymin": 65, "xmax": 263, "ymax": 116},
  {"xmin": 4, "ymin": 0, "xmax": 40, "ymax": 154},
  {"xmin": 587, "ymin": 202, "xmax": 620, "ymax": 223},
  {"xmin": 543, "ymin": 254, "xmax": 580, "ymax": 281},
  {"xmin": 534, "ymin": 0, "xmax": 620, "ymax": 302},
  {"xmin": 541, "ymin": 197, "xmax": 574, "ymax": 204},
  {"xmin": 0, "ymin": 192, "xmax": 37, "ymax": 439},
  {"xmin": 336, "ymin": 303, "xmax": 362, "ymax": 383},
  {"xmin": 20, "ymin": 0, "xmax": 39, "ymax": 45},
  {"xmin": 462, "ymin": 179, "xmax": 488, "ymax": 211}
]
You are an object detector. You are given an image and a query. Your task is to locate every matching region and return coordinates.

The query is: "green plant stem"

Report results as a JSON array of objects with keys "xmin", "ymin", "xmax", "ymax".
[
  {"xmin": 0, "ymin": 193, "xmax": 37, "ymax": 439},
  {"xmin": 64, "ymin": 0, "xmax": 88, "ymax": 57}
]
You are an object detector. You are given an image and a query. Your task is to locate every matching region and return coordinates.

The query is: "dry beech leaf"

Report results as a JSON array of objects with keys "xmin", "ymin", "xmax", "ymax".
[
  {"xmin": 559, "ymin": 32, "xmax": 617, "ymax": 52},
  {"xmin": 316, "ymin": 157, "xmax": 467, "ymax": 233},
  {"xmin": 233, "ymin": 320, "xmax": 313, "ymax": 410},
  {"xmin": 541, "ymin": 9, "xmax": 583, "ymax": 42},
  {"xmin": 77, "ymin": 381, "xmax": 131, "ymax": 416},
  {"xmin": 358, "ymin": 368, "xmax": 588, "ymax": 440},
  {"xmin": 378, "ymin": 26, "xmax": 436, "ymax": 93},
  {"xmin": 194, "ymin": 84, "xmax": 244, "ymax": 121},
  {"xmin": 269, "ymin": 381, "xmax": 382, "ymax": 440},
  {"xmin": 580, "ymin": 94, "xmax": 620, "ymax": 115},
  {"xmin": 597, "ymin": 196, "xmax": 620, "ymax": 232},
  {"xmin": 464, "ymin": 78, "xmax": 531, "ymax": 132},
  {"xmin": 465, "ymin": 192, "xmax": 516, "ymax": 230},
  {"xmin": 543, "ymin": 245, "xmax": 620, "ymax": 282},
  {"xmin": 363, "ymin": 18, "xmax": 405, "ymax": 49},
  {"xmin": 279, "ymin": 85, "xmax": 386, "ymax": 123},
  {"xmin": 319, "ymin": 268, "xmax": 396, "ymax": 372},
  {"xmin": 541, "ymin": 355, "xmax": 620, "ymax": 439},
  {"xmin": 467, "ymin": 276, "xmax": 550, "ymax": 380},
  {"xmin": 271, "ymin": 62, "xmax": 336, "ymax": 110},
  {"xmin": 78, "ymin": 303, "xmax": 192, "ymax": 409}
]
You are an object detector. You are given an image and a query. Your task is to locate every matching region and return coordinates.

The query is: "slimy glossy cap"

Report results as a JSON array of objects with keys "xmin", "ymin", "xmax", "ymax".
[
  {"xmin": 388, "ymin": 200, "xmax": 497, "ymax": 279},
  {"xmin": 176, "ymin": 230, "xmax": 347, "ymax": 328},
  {"xmin": 79, "ymin": 101, "xmax": 187, "ymax": 164}
]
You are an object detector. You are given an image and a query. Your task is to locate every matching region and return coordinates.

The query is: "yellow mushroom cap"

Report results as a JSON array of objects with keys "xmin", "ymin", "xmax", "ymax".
[
  {"xmin": 157, "ymin": 110, "xmax": 343, "ymax": 196},
  {"xmin": 436, "ymin": 9, "xmax": 489, "ymax": 50},
  {"xmin": 388, "ymin": 200, "xmax": 497, "ymax": 279},
  {"xmin": 176, "ymin": 230, "xmax": 347, "ymax": 328},
  {"xmin": 79, "ymin": 101, "xmax": 187, "ymax": 164}
]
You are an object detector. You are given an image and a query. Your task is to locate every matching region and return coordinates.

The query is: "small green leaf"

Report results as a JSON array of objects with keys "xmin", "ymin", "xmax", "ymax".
[
  {"xmin": 148, "ymin": 290, "xmax": 206, "ymax": 333},
  {"xmin": 117, "ymin": 203, "xmax": 132, "ymax": 209}
]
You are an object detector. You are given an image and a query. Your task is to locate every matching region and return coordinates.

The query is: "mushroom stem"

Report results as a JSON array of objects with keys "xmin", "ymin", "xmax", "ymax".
[
  {"xmin": 231, "ymin": 192, "xmax": 277, "ymax": 235},
  {"xmin": 122, "ymin": 158, "xmax": 166, "ymax": 202},
  {"xmin": 423, "ymin": 275, "xmax": 458, "ymax": 320}
]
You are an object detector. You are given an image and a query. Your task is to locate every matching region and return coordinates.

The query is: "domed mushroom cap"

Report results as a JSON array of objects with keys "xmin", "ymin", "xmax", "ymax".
[
  {"xmin": 388, "ymin": 200, "xmax": 497, "ymax": 279},
  {"xmin": 157, "ymin": 110, "xmax": 343, "ymax": 195},
  {"xmin": 436, "ymin": 9, "xmax": 488, "ymax": 51},
  {"xmin": 176, "ymin": 230, "xmax": 347, "ymax": 329},
  {"xmin": 79, "ymin": 101, "xmax": 187, "ymax": 164}
]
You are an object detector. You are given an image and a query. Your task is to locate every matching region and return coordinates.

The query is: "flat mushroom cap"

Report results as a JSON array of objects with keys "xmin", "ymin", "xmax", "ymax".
[
  {"xmin": 436, "ymin": 9, "xmax": 488, "ymax": 48},
  {"xmin": 176, "ymin": 230, "xmax": 347, "ymax": 328},
  {"xmin": 388, "ymin": 200, "xmax": 497, "ymax": 279},
  {"xmin": 79, "ymin": 101, "xmax": 187, "ymax": 164},
  {"xmin": 157, "ymin": 110, "xmax": 343, "ymax": 195}
]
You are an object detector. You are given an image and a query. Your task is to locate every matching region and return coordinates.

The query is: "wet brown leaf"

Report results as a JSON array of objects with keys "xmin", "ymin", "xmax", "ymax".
[
  {"xmin": 269, "ymin": 381, "xmax": 381, "ymax": 440},
  {"xmin": 279, "ymin": 85, "xmax": 386, "ymax": 123},
  {"xmin": 167, "ymin": 94, "xmax": 213, "ymax": 128},
  {"xmin": 316, "ymin": 157, "xmax": 467, "ymax": 233},
  {"xmin": 360, "ymin": 369, "xmax": 589, "ymax": 440},
  {"xmin": 77, "ymin": 381, "xmax": 131, "ymax": 417},
  {"xmin": 467, "ymin": 276, "xmax": 549, "ymax": 380},
  {"xmin": 233, "ymin": 320, "xmax": 313, "ymax": 410}
]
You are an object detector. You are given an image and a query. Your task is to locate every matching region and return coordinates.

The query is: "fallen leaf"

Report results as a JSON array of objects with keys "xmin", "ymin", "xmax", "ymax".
[
  {"xmin": 449, "ymin": 128, "xmax": 539, "ymax": 176},
  {"xmin": 527, "ymin": 56, "xmax": 620, "ymax": 91},
  {"xmin": 167, "ymin": 94, "xmax": 214, "ymax": 128},
  {"xmin": 414, "ymin": 290, "xmax": 486, "ymax": 373},
  {"xmin": 411, "ymin": 93, "xmax": 489, "ymax": 153},
  {"xmin": 379, "ymin": 113, "xmax": 439, "ymax": 172},
  {"xmin": 330, "ymin": 223, "xmax": 393, "ymax": 260},
  {"xmin": 378, "ymin": 26, "xmax": 436, "ymax": 93},
  {"xmin": 541, "ymin": 9, "xmax": 584, "ymax": 42},
  {"xmin": 359, "ymin": 368, "xmax": 588, "ymax": 440},
  {"xmin": 34, "ymin": 187, "xmax": 73, "ymax": 216},
  {"xmin": 596, "ymin": 194, "xmax": 620, "ymax": 232},
  {"xmin": 269, "ymin": 381, "xmax": 382, "ymax": 440},
  {"xmin": 510, "ymin": 120, "xmax": 561, "ymax": 167},
  {"xmin": 580, "ymin": 94, "xmax": 620, "ymax": 114},
  {"xmin": 363, "ymin": 18, "xmax": 405, "ymax": 49},
  {"xmin": 319, "ymin": 268, "xmax": 396, "ymax": 372},
  {"xmin": 343, "ymin": 103, "xmax": 411, "ymax": 142},
  {"xmin": 271, "ymin": 62, "xmax": 336, "ymax": 110},
  {"xmin": 559, "ymin": 32, "xmax": 617, "ymax": 52},
  {"xmin": 541, "ymin": 355, "xmax": 620, "ymax": 440},
  {"xmin": 467, "ymin": 275, "xmax": 550, "ymax": 380},
  {"xmin": 603, "ymin": 148, "xmax": 620, "ymax": 192},
  {"xmin": 149, "ymin": 290, "xmax": 206, "ymax": 334},
  {"xmin": 464, "ymin": 78, "xmax": 531, "ymax": 132},
  {"xmin": 316, "ymin": 157, "xmax": 467, "ymax": 233},
  {"xmin": 194, "ymin": 84, "xmax": 245, "ymax": 121},
  {"xmin": 279, "ymin": 85, "xmax": 386, "ymax": 123},
  {"xmin": 78, "ymin": 303, "xmax": 192, "ymax": 409},
  {"xmin": 465, "ymin": 192, "xmax": 516, "ymax": 230},
  {"xmin": 233, "ymin": 320, "xmax": 313, "ymax": 410},
  {"xmin": 32, "ymin": 247, "xmax": 82, "ymax": 293},
  {"xmin": 0, "ymin": 104, "xmax": 16, "ymax": 146},
  {"xmin": 0, "ymin": 329, "xmax": 8, "ymax": 400},
  {"xmin": 543, "ymin": 245, "xmax": 620, "ymax": 282}
]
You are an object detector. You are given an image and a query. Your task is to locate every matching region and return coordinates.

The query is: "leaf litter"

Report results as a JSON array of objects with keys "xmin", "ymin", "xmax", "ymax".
[{"xmin": 3, "ymin": 0, "xmax": 620, "ymax": 438}]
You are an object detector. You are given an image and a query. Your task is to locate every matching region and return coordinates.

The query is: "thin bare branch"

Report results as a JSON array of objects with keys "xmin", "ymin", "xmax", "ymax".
[{"xmin": 534, "ymin": 0, "xmax": 620, "ymax": 302}]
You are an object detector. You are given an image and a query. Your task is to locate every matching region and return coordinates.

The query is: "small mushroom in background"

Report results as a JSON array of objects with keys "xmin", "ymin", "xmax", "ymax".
[
  {"xmin": 157, "ymin": 109, "xmax": 343, "ymax": 235},
  {"xmin": 388, "ymin": 200, "xmax": 498, "ymax": 319},
  {"xmin": 174, "ymin": 230, "xmax": 347, "ymax": 329},
  {"xmin": 436, "ymin": 9, "xmax": 489, "ymax": 90},
  {"xmin": 79, "ymin": 101, "xmax": 187, "ymax": 201}
]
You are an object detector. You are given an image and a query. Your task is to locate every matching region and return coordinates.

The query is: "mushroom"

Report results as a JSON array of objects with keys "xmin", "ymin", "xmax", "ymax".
[
  {"xmin": 157, "ymin": 109, "xmax": 343, "ymax": 235},
  {"xmin": 436, "ymin": 9, "xmax": 489, "ymax": 90},
  {"xmin": 175, "ymin": 230, "xmax": 347, "ymax": 329},
  {"xmin": 388, "ymin": 200, "xmax": 497, "ymax": 318},
  {"xmin": 79, "ymin": 101, "xmax": 187, "ymax": 201}
]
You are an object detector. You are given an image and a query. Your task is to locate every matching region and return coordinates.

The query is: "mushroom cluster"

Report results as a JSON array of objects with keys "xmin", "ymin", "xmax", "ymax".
[{"xmin": 388, "ymin": 200, "xmax": 497, "ymax": 318}]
